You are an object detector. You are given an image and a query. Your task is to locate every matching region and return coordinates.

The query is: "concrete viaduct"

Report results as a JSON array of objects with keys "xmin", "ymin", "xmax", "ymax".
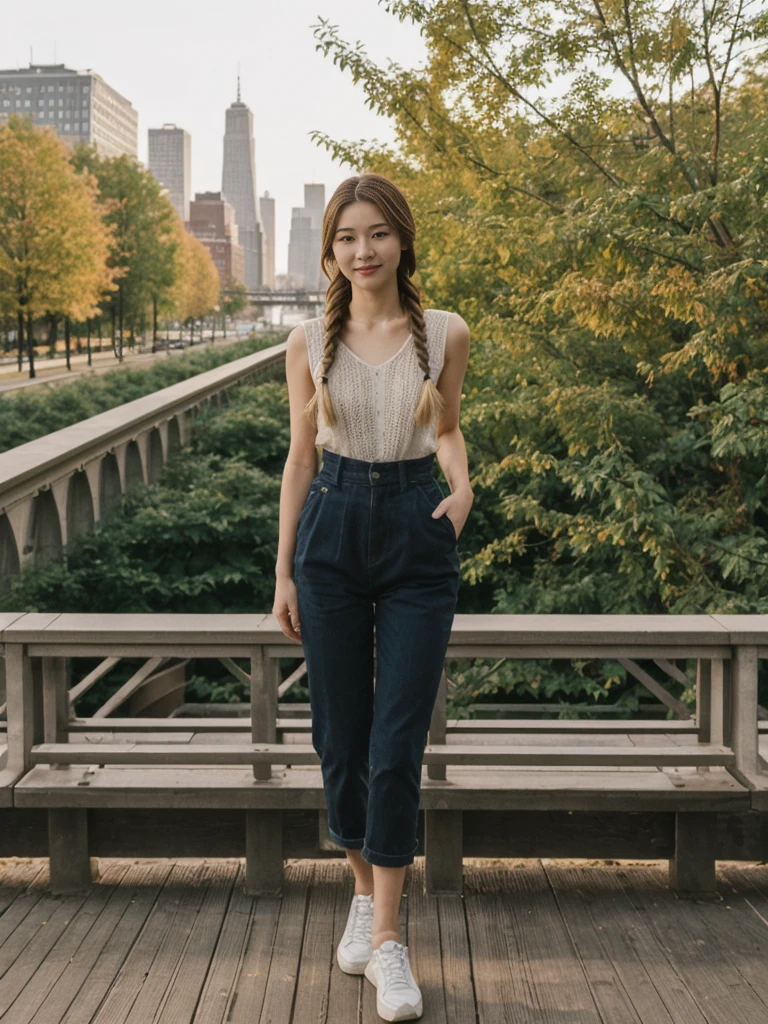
[{"xmin": 0, "ymin": 341, "xmax": 287, "ymax": 591}]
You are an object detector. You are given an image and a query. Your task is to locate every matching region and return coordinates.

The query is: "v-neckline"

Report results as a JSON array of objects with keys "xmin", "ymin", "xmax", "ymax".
[{"xmin": 339, "ymin": 333, "xmax": 413, "ymax": 368}]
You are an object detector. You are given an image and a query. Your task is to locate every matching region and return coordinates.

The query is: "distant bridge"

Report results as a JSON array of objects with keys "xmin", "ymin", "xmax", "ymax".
[{"xmin": 222, "ymin": 289, "xmax": 327, "ymax": 307}]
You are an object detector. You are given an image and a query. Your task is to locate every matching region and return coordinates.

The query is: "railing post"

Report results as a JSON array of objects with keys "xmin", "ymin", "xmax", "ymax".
[
  {"xmin": 731, "ymin": 645, "xmax": 759, "ymax": 777},
  {"xmin": 246, "ymin": 642, "xmax": 283, "ymax": 893},
  {"xmin": 427, "ymin": 668, "xmax": 448, "ymax": 781},
  {"xmin": 424, "ymin": 667, "xmax": 462, "ymax": 894},
  {"xmin": 250, "ymin": 644, "xmax": 276, "ymax": 781},
  {"xmin": 5, "ymin": 644, "xmax": 34, "ymax": 776},
  {"xmin": 696, "ymin": 658, "xmax": 711, "ymax": 743},
  {"xmin": 710, "ymin": 658, "xmax": 725, "ymax": 747},
  {"xmin": 696, "ymin": 658, "xmax": 725, "ymax": 769},
  {"xmin": 42, "ymin": 656, "xmax": 69, "ymax": 770}
]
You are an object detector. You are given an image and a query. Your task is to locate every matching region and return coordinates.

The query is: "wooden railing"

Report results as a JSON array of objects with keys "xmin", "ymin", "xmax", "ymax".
[{"xmin": 0, "ymin": 612, "xmax": 766, "ymax": 895}]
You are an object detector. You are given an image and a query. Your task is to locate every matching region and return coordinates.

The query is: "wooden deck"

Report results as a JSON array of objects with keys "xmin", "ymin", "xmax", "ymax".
[{"xmin": 1, "ymin": 857, "xmax": 767, "ymax": 1023}]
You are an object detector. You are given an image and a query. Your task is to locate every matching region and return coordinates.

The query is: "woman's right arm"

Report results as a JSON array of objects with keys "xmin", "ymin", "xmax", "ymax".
[{"xmin": 273, "ymin": 323, "xmax": 319, "ymax": 642}]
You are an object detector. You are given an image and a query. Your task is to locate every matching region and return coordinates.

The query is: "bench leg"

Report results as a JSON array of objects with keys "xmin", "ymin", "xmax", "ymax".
[
  {"xmin": 245, "ymin": 809, "xmax": 283, "ymax": 895},
  {"xmin": 668, "ymin": 811, "xmax": 717, "ymax": 897},
  {"xmin": 48, "ymin": 808, "xmax": 94, "ymax": 894},
  {"xmin": 424, "ymin": 810, "xmax": 463, "ymax": 894}
]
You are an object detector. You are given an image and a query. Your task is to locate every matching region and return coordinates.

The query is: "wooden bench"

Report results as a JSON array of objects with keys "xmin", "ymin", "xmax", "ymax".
[{"xmin": 3, "ymin": 612, "xmax": 767, "ymax": 897}]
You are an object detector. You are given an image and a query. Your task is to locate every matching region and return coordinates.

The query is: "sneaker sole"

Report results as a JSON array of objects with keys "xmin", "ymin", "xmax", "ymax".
[
  {"xmin": 364, "ymin": 960, "xmax": 423, "ymax": 1021},
  {"xmin": 375, "ymin": 997, "xmax": 423, "ymax": 1022}
]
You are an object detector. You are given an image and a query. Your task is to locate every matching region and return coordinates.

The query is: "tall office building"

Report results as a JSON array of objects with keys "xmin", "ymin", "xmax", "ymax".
[
  {"xmin": 259, "ymin": 191, "xmax": 276, "ymax": 290},
  {"xmin": 188, "ymin": 191, "xmax": 245, "ymax": 287},
  {"xmin": 148, "ymin": 124, "xmax": 191, "ymax": 222},
  {"xmin": 221, "ymin": 77, "xmax": 264, "ymax": 291},
  {"xmin": 288, "ymin": 183, "xmax": 326, "ymax": 290},
  {"xmin": 0, "ymin": 63, "xmax": 137, "ymax": 158}
]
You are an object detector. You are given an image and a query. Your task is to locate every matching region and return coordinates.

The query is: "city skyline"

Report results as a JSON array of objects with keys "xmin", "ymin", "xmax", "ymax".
[{"xmin": 2, "ymin": 0, "xmax": 427, "ymax": 276}]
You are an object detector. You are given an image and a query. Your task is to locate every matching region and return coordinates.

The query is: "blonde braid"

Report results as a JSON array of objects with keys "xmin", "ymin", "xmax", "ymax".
[
  {"xmin": 399, "ymin": 272, "xmax": 446, "ymax": 427},
  {"xmin": 303, "ymin": 272, "xmax": 349, "ymax": 429}
]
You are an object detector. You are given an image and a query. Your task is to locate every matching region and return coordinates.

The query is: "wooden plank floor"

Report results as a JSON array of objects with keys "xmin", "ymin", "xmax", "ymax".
[{"xmin": 0, "ymin": 858, "xmax": 767, "ymax": 1023}]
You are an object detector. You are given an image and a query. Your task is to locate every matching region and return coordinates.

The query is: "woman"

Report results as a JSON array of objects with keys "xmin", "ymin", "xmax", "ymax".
[{"xmin": 273, "ymin": 172, "xmax": 472, "ymax": 1022}]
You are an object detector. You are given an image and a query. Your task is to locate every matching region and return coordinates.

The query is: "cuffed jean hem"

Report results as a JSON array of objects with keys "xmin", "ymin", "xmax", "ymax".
[
  {"xmin": 328, "ymin": 829, "xmax": 365, "ymax": 851},
  {"xmin": 362, "ymin": 843, "xmax": 418, "ymax": 868}
]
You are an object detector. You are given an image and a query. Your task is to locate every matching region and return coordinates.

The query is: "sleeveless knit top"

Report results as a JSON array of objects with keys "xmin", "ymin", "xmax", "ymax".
[{"xmin": 301, "ymin": 308, "xmax": 452, "ymax": 462}]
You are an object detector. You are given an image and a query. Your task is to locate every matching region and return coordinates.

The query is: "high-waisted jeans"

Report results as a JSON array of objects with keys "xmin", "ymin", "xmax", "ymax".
[{"xmin": 292, "ymin": 449, "xmax": 461, "ymax": 867}]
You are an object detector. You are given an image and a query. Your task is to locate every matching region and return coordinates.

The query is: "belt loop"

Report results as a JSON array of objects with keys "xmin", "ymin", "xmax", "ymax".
[
  {"xmin": 398, "ymin": 461, "xmax": 407, "ymax": 493},
  {"xmin": 333, "ymin": 454, "xmax": 343, "ymax": 488}
]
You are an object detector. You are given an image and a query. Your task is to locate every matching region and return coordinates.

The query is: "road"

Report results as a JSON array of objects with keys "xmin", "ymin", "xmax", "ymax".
[{"xmin": 0, "ymin": 330, "xmax": 263, "ymax": 394}]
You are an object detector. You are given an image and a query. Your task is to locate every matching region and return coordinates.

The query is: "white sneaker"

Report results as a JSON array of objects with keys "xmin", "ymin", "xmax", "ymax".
[
  {"xmin": 364, "ymin": 939, "xmax": 423, "ymax": 1021},
  {"xmin": 337, "ymin": 893, "xmax": 374, "ymax": 974}
]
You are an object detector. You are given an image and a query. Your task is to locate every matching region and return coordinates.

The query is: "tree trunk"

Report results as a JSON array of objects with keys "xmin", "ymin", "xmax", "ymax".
[
  {"xmin": 87, "ymin": 319, "xmax": 92, "ymax": 367},
  {"xmin": 118, "ymin": 284, "xmax": 124, "ymax": 362},
  {"xmin": 65, "ymin": 317, "xmax": 71, "ymax": 371},
  {"xmin": 46, "ymin": 314, "xmax": 57, "ymax": 355},
  {"xmin": 17, "ymin": 310, "xmax": 25, "ymax": 373},
  {"xmin": 26, "ymin": 312, "xmax": 35, "ymax": 378}
]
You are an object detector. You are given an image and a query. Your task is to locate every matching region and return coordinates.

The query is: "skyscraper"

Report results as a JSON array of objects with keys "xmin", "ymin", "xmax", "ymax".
[
  {"xmin": 221, "ymin": 76, "xmax": 264, "ymax": 291},
  {"xmin": 288, "ymin": 183, "xmax": 326, "ymax": 290},
  {"xmin": 148, "ymin": 124, "xmax": 191, "ymax": 222},
  {"xmin": 259, "ymin": 191, "xmax": 276, "ymax": 289},
  {"xmin": 0, "ymin": 62, "xmax": 137, "ymax": 158}
]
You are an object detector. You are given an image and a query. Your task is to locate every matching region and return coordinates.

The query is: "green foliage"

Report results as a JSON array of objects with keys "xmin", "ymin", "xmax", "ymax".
[
  {"xmin": 7, "ymin": 380, "xmax": 291, "ymax": 614},
  {"xmin": 309, "ymin": 0, "xmax": 768, "ymax": 713}
]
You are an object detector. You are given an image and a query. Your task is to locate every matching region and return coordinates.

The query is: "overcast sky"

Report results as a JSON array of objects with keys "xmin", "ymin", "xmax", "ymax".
[{"xmin": 3, "ymin": 0, "xmax": 428, "ymax": 275}]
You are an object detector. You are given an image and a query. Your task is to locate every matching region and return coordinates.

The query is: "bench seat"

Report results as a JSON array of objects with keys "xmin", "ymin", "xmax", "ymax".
[
  {"xmin": 13, "ymin": 763, "xmax": 750, "ymax": 812},
  {"xmin": 26, "ymin": 741, "xmax": 736, "ymax": 767}
]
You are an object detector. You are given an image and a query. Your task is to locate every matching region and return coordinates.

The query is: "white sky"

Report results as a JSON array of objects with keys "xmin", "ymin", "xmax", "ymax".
[{"xmin": 3, "ymin": 0, "xmax": 428, "ymax": 275}]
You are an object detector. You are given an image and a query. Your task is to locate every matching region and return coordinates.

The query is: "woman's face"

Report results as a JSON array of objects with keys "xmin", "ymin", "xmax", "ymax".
[{"xmin": 331, "ymin": 200, "xmax": 406, "ymax": 290}]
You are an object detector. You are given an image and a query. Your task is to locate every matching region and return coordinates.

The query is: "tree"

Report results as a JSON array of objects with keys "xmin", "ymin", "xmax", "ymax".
[
  {"xmin": 70, "ymin": 145, "xmax": 180, "ymax": 359},
  {"xmin": 0, "ymin": 116, "xmax": 117, "ymax": 377},
  {"xmin": 309, "ymin": 1, "xmax": 768, "ymax": 709},
  {"xmin": 220, "ymin": 281, "xmax": 249, "ymax": 336}
]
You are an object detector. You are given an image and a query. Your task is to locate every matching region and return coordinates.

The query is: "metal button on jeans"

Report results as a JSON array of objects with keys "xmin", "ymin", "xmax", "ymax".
[{"xmin": 371, "ymin": 471, "xmax": 380, "ymax": 478}]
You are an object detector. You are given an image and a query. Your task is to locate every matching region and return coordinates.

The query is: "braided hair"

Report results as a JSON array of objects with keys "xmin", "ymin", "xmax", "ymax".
[{"xmin": 303, "ymin": 173, "xmax": 445, "ymax": 431}]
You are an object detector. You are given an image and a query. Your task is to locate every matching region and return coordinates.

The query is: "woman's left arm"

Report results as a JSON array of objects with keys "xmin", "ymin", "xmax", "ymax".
[{"xmin": 432, "ymin": 312, "xmax": 473, "ymax": 539}]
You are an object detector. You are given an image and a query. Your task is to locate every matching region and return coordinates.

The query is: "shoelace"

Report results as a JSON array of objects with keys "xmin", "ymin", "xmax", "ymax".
[
  {"xmin": 376, "ymin": 943, "xmax": 413, "ymax": 992},
  {"xmin": 349, "ymin": 896, "xmax": 374, "ymax": 944}
]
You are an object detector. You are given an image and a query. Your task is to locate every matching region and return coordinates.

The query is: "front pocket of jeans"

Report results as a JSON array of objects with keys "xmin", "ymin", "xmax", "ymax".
[
  {"xmin": 414, "ymin": 483, "xmax": 457, "ymax": 542},
  {"xmin": 298, "ymin": 484, "xmax": 322, "ymax": 529}
]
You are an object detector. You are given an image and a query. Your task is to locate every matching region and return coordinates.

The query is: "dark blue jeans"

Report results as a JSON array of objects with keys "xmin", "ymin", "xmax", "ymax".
[{"xmin": 293, "ymin": 449, "xmax": 461, "ymax": 867}]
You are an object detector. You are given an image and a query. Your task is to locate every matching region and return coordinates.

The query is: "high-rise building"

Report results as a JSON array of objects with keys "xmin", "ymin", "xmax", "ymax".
[
  {"xmin": 288, "ymin": 183, "xmax": 326, "ymax": 290},
  {"xmin": 188, "ymin": 191, "xmax": 245, "ymax": 287},
  {"xmin": 0, "ymin": 63, "xmax": 137, "ymax": 158},
  {"xmin": 259, "ymin": 191, "xmax": 276, "ymax": 289},
  {"xmin": 221, "ymin": 76, "xmax": 264, "ymax": 291},
  {"xmin": 148, "ymin": 124, "xmax": 191, "ymax": 222}
]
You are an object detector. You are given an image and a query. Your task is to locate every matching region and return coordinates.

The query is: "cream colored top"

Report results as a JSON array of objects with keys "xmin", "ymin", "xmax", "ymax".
[{"xmin": 301, "ymin": 308, "xmax": 452, "ymax": 462}]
